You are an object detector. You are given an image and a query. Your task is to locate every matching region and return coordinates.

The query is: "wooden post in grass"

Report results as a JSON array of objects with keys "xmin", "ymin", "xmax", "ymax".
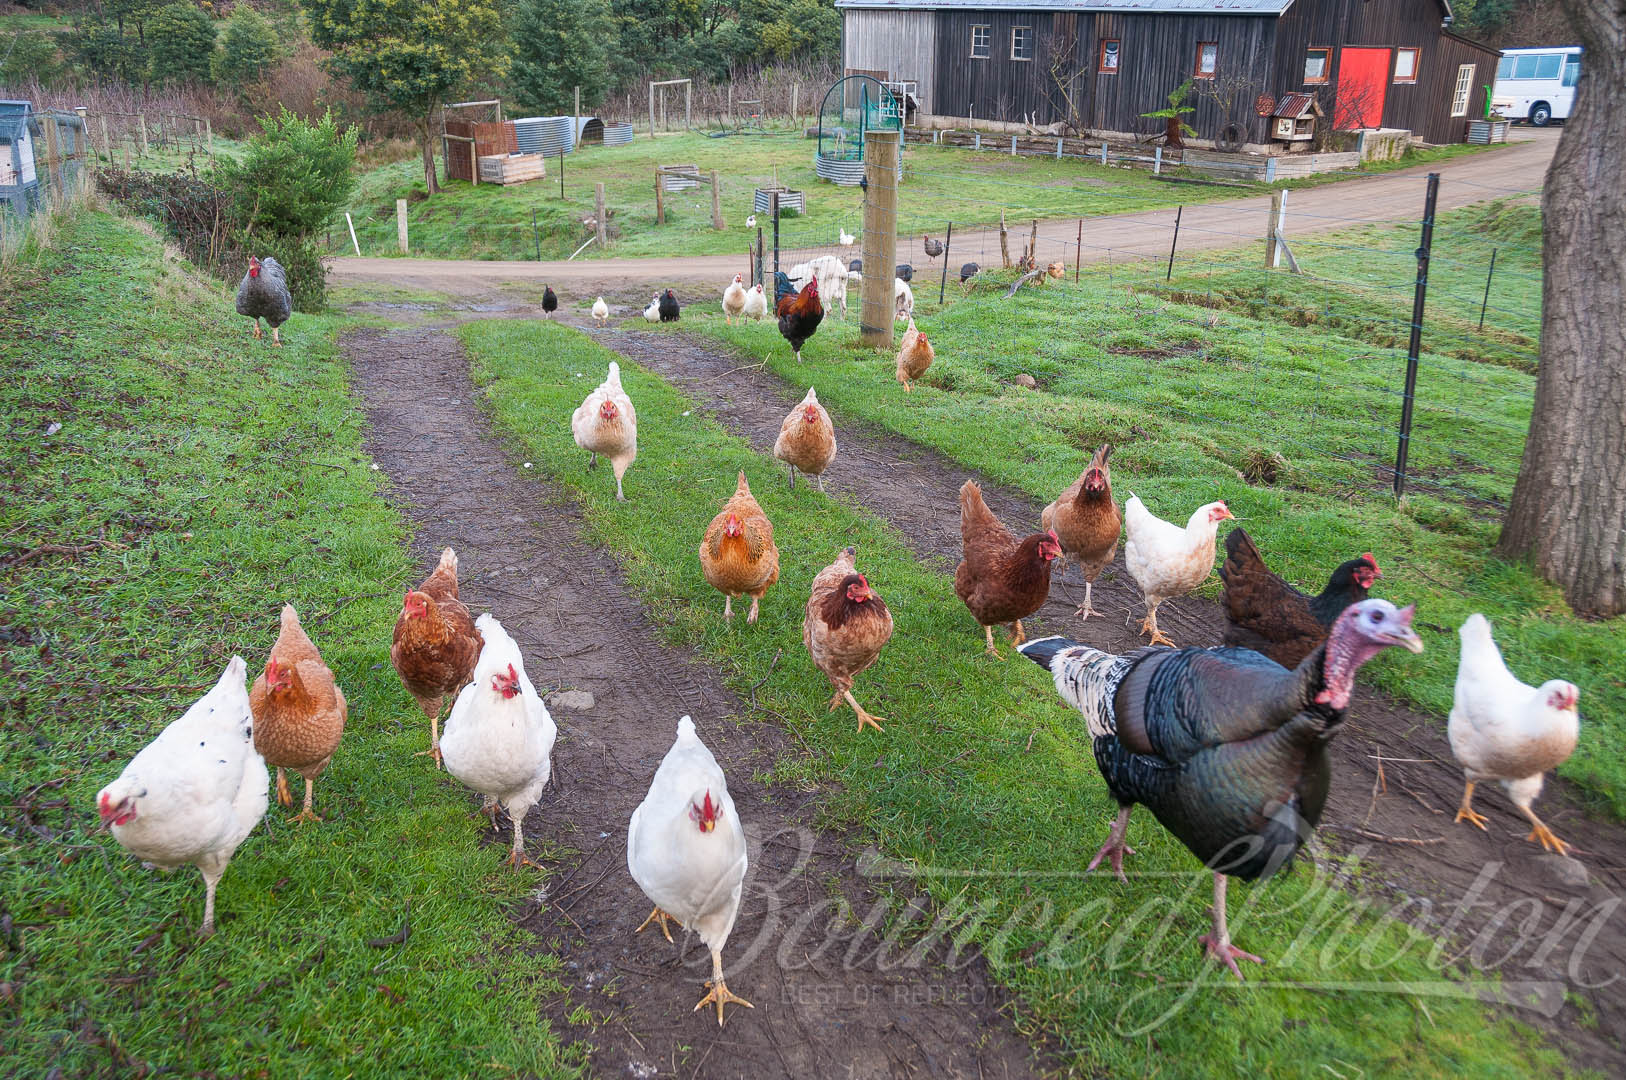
[
  {"xmin": 999, "ymin": 209, "xmax": 1010, "ymax": 268},
  {"xmin": 791, "ymin": 83, "xmax": 799, "ymax": 127},
  {"xmin": 595, "ymin": 182, "xmax": 607, "ymax": 247},
  {"xmin": 1264, "ymin": 190, "xmax": 1283, "ymax": 268},
  {"xmin": 99, "ymin": 113, "xmax": 111, "ymax": 164},
  {"xmin": 1075, "ymin": 218, "xmax": 1082, "ymax": 281},
  {"xmin": 42, "ymin": 117, "xmax": 61, "ymax": 204},
  {"xmin": 137, "ymin": 112, "xmax": 147, "ymax": 156},
  {"xmin": 654, "ymin": 167, "xmax": 665, "ymax": 225},
  {"xmin": 205, "ymin": 118, "xmax": 213, "ymax": 162},
  {"xmin": 859, "ymin": 129, "xmax": 899, "ymax": 350},
  {"xmin": 648, "ymin": 83, "xmax": 656, "ymax": 140},
  {"xmin": 574, "ymin": 85, "xmax": 581, "ymax": 140},
  {"xmin": 685, "ymin": 80, "xmax": 692, "ymax": 130},
  {"xmin": 710, "ymin": 170, "xmax": 724, "ymax": 230},
  {"xmin": 397, "ymin": 199, "xmax": 409, "ymax": 254}
]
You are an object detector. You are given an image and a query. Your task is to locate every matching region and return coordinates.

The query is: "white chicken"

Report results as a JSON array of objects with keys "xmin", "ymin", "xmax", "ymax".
[
  {"xmin": 742, "ymin": 283, "xmax": 768, "ymax": 321},
  {"xmin": 839, "ymin": 228, "xmax": 855, "ymax": 246},
  {"xmin": 722, "ymin": 274, "xmax": 748, "ymax": 325},
  {"xmin": 571, "ymin": 360, "xmax": 638, "ymax": 500},
  {"xmin": 745, "ymin": 214, "xmax": 757, "ymax": 229},
  {"xmin": 894, "ymin": 277, "xmax": 914, "ymax": 321},
  {"xmin": 441, "ymin": 614, "xmax": 557, "ymax": 869},
  {"xmin": 1449, "ymin": 613, "xmax": 1581, "ymax": 855},
  {"xmin": 627, "ymin": 716, "xmax": 752, "ymax": 1026},
  {"xmin": 96, "ymin": 657, "xmax": 269, "ymax": 937},
  {"xmin": 591, "ymin": 296, "xmax": 609, "ymax": 327},
  {"xmin": 643, "ymin": 294, "xmax": 662, "ymax": 322},
  {"xmin": 1123, "ymin": 494, "xmax": 1233, "ymax": 647}
]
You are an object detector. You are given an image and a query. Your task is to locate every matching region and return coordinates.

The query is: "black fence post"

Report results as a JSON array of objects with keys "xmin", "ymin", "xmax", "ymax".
[
  {"xmin": 755, "ymin": 228, "xmax": 764, "ymax": 290},
  {"xmin": 559, "ymin": 151, "xmax": 565, "ymax": 199},
  {"xmin": 772, "ymin": 193, "xmax": 781, "ymax": 283},
  {"xmin": 531, "ymin": 207, "xmax": 540, "ymax": 261},
  {"xmin": 1166, "ymin": 205, "xmax": 1183, "ymax": 282},
  {"xmin": 1478, "ymin": 246, "xmax": 1498, "ymax": 331},
  {"xmin": 938, "ymin": 221, "xmax": 953, "ymax": 305},
  {"xmin": 1393, "ymin": 172, "xmax": 1440, "ymax": 501}
]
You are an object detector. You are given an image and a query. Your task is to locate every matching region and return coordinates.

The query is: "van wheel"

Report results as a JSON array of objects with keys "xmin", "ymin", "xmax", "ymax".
[{"xmin": 1530, "ymin": 102, "xmax": 1552, "ymax": 126}]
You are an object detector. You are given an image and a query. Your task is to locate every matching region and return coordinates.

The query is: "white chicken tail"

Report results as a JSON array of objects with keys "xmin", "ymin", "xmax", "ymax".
[{"xmin": 437, "ymin": 547, "xmax": 458, "ymax": 575}]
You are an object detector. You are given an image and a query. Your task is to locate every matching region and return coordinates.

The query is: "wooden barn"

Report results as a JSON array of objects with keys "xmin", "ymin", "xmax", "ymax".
[{"xmin": 837, "ymin": 0, "xmax": 1501, "ymax": 146}]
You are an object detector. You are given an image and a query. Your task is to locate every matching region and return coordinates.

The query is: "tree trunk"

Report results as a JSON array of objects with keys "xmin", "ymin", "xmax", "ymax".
[
  {"xmin": 1495, "ymin": 0, "xmax": 1625, "ymax": 617},
  {"xmin": 420, "ymin": 110, "xmax": 440, "ymax": 196},
  {"xmin": 1165, "ymin": 116, "xmax": 1185, "ymax": 149}
]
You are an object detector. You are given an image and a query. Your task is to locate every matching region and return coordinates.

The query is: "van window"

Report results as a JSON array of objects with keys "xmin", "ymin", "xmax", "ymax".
[
  {"xmin": 1497, "ymin": 57, "xmax": 1513, "ymax": 79},
  {"xmin": 1563, "ymin": 56, "xmax": 1580, "ymax": 87},
  {"xmin": 1534, "ymin": 54, "xmax": 1561, "ymax": 79},
  {"xmin": 1513, "ymin": 55, "xmax": 1538, "ymax": 78}
]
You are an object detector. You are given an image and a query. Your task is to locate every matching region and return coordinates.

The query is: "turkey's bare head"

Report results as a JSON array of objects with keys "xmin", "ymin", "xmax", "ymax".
[
  {"xmin": 688, "ymin": 790, "xmax": 720, "ymax": 833},
  {"xmin": 1316, "ymin": 599, "xmax": 1423, "ymax": 710}
]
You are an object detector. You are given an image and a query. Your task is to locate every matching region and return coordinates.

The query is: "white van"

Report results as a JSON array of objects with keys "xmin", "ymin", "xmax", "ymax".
[{"xmin": 1492, "ymin": 47, "xmax": 1581, "ymax": 126}]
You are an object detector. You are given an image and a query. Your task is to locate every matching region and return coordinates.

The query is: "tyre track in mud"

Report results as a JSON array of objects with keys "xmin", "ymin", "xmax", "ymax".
[
  {"xmin": 589, "ymin": 324, "xmax": 1626, "ymax": 1074},
  {"xmin": 345, "ymin": 324, "xmax": 1045, "ymax": 1080}
]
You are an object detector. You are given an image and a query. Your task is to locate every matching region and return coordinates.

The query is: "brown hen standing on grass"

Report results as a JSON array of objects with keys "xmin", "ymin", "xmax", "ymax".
[
  {"xmin": 773, "ymin": 387, "xmax": 837, "ymax": 491},
  {"xmin": 1219, "ymin": 529, "xmax": 1381, "ymax": 667},
  {"xmin": 1041, "ymin": 443, "xmax": 1121, "ymax": 621},
  {"xmin": 392, "ymin": 547, "xmax": 483, "ymax": 768},
  {"xmin": 700, "ymin": 472, "xmax": 780, "ymax": 623},
  {"xmin": 803, "ymin": 546, "xmax": 894, "ymax": 733},
  {"xmin": 250, "ymin": 605, "xmax": 347, "ymax": 823},
  {"xmin": 954, "ymin": 480, "xmax": 1062, "ymax": 657},
  {"xmin": 894, "ymin": 319, "xmax": 934, "ymax": 392}
]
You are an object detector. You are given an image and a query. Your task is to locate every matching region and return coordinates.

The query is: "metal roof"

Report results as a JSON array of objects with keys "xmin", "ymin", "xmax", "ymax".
[
  {"xmin": 836, "ymin": 0, "xmax": 1296, "ymax": 13},
  {"xmin": 0, "ymin": 100, "xmax": 32, "ymax": 142}
]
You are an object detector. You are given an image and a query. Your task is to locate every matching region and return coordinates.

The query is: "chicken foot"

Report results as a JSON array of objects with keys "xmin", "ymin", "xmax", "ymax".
[
  {"xmin": 1138, "ymin": 599, "xmax": 1175, "ymax": 648},
  {"xmin": 830, "ymin": 689, "xmax": 886, "ymax": 733},
  {"xmin": 982, "ymin": 625, "xmax": 1005, "ymax": 659},
  {"xmin": 504, "ymin": 815, "xmax": 542, "ymax": 871},
  {"xmin": 722, "ymin": 595, "xmax": 734, "ymax": 621},
  {"xmin": 1199, "ymin": 873, "xmax": 1263, "ymax": 981},
  {"xmin": 635, "ymin": 905, "xmax": 676, "ymax": 943},
  {"xmin": 816, "ymin": 474, "xmax": 826, "ymax": 493},
  {"xmin": 270, "ymin": 327, "xmax": 282, "ymax": 347},
  {"xmin": 249, "ymin": 319, "xmax": 262, "ymax": 340},
  {"xmin": 1453, "ymin": 781, "xmax": 1490, "ymax": 830},
  {"xmin": 275, "ymin": 767, "xmax": 294, "ymax": 808},
  {"xmin": 787, "ymin": 464, "xmax": 797, "ymax": 490},
  {"xmin": 1515, "ymin": 803, "xmax": 1572, "ymax": 857},
  {"xmin": 746, "ymin": 596, "xmax": 761, "ymax": 624},
  {"xmin": 1010, "ymin": 620, "xmax": 1028, "ymax": 648},
  {"xmin": 414, "ymin": 714, "xmax": 444, "ymax": 769},
  {"xmin": 289, "ymin": 777, "xmax": 323, "ymax": 824},
  {"xmin": 693, "ymin": 948, "xmax": 754, "ymax": 1026},
  {"xmin": 1073, "ymin": 581, "xmax": 1102, "ymax": 620},
  {"xmin": 587, "ymin": 452, "xmax": 598, "ymax": 469},
  {"xmin": 1086, "ymin": 805, "xmax": 1137, "ymax": 883}
]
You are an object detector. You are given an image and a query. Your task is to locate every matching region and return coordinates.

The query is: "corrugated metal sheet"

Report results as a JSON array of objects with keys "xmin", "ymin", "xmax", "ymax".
[
  {"xmin": 514, "ymin": 116, "xmax": 575, "ymax": 155},
  {"xmin": 842, "ymin": 11, "xmax": 939, "ymax": 114},
  {"xmin": 602, "ymin": 122, "xmax": 635, "ymax": 146},
  {"xmin": 838, "ymin": 0, "xmax": 1295, "ymax": 14}
]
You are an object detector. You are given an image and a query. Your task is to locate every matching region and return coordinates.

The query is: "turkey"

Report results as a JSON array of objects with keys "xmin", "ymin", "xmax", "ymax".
[
  {"xmin": 440, "ymin": 615, "xmax": 557, "ymax": 869},
  {"xmin": 1019, "ymin": 598, "xmax": 1423, "ymax": 978},
  {"xmin": 627, "ymin": 716, "xmax": 752, "ymax": 1025},
  {"xmin": 922, "ymin": 234, "xmax": 944, "ymax": 262},
  {"xmin": 235, "ymin": 256, "xmax": 292, "ymax": 346},
  {"xmin": 1448, "ymin": 614, "xmax": 1580, "ymax": 855},
  {"xmin": 960, "ymin": 262, "xmax": 980, "ymax": 283},
  {"xmin": 97, "ymin": 657, "xmax": 269, "ymax": 936}
]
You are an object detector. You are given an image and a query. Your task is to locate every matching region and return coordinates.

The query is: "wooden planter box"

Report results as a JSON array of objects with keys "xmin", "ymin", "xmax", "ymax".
[
  {"xmin": 1466, "ymin": 119, "xmax": 1511, "ymax": 145},
  {"xmin": 477, "ymin": 152, "xmax": 546, "ymax": 185}
]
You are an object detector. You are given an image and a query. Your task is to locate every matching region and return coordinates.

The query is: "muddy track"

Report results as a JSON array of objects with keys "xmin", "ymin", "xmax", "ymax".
[
  {"xmin": 591, "ymin": 326, "xmax": 1626, "ymax": 1072},
  {"xmin": 345, "ymin": 325, "xmax": 1044, "ymax": 1080}
]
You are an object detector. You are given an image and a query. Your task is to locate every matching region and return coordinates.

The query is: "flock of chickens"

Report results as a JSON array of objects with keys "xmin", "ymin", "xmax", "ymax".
[{"xmin": 100, "ymin": 257, "xmax": 1585, "ymax": 1030}]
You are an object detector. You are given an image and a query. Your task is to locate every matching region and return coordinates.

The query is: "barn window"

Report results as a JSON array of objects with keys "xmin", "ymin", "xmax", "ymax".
[
  {"xmin": 970, "ymin": 25, "xmax": 990, "ymax": 59},
  {"xmin": 1099, "ymin": 39, "xmax": 1120, "ymax": 74},
  {"xmin": 1195, "ymin": 42, "xmax": 1218, "ymax": 78},
  {"xmin": 1011, "ymin": 26, "xmax": 1034, "ymax": 62},
  {"xmin": 1303, "ymin": 47, "xmax": 1330, "ymax": 84},
  {"xmin": 1451, "ymin": 63, "xmax": 1476, "ymax": 116},
  {"xmin": 1394, "ymin": 48, "xmax": 1420, "ymax": 83}
]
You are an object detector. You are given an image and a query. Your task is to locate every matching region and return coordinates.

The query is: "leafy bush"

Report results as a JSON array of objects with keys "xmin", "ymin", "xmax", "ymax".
[
  {"xmin": 0, "ymin": 29, "xmax": 67, "ymax": 86},
  {"xmin": 214, "ymin": 6, "xmax": 279, "ymax": 88},
  {"xmin": 213, "ymin": 108, "xmax": 358, "ymax": 239},
  {"xmin": 146, "ymin": 3, "xmax": 218, "ymax": 86},
  {"xmin": 510, "ymin": 0, "xmax": 612, "ymax": 115}
]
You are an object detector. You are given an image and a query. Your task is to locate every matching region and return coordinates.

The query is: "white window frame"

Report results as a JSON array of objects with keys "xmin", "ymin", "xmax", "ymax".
[
  {"xmin": 1195, "ymin": 41, "xmax": 1218, "ymax": 79},
  {"xmin": 1451, "ymin": 63, "xmax": 1475, "ymax": 117},
  {"xmin": 1394, "ymin": 47, "xmax": 1420, "ymax": 84},
  {"xmin": 1011, "ymin": 26, "xmax": 1034, "ymax": 62},
  {"xmin": 970, "ymin": 25, "xmax": 990, "ymax": 60}
]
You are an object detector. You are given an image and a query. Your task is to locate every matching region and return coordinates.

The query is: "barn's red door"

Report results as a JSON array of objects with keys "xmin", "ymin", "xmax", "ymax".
[{"xmin": 1336, "ymin": 48, "xmax": 1391, "ymax": 129}]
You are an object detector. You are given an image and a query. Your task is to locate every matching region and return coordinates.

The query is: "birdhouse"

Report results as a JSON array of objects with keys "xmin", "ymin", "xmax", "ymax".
[{"xmin": 1271, "ymin": 94, "xmax": 1323, "ymax": 146}]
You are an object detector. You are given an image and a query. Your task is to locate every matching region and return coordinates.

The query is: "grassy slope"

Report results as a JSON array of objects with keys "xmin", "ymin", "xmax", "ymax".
[
  {"xmin": 678, "ymin": 208, "xmax": 1624, "ymax": 815},
  {"xmin": 336, "ymin": 131, "xmax": 1495, "ymax": 263},
  {"xmin": 460, "ymin": 317, "xmax": 1565, "ymax": 1079},
  {"xmin": 0, "ymin": 213, "xmax": 584, "ymax": 1077}
]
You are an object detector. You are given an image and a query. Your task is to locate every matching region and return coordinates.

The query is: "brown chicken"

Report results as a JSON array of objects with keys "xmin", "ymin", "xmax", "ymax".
[
  {"xmin": 391, "ymin": 547, "xmax": 483, "ymax": 768},
  {"xmin": 803, "ymin": 546, "xmax": 894, "ymax": 733},
  {"xmin": 773, "ymin": 387, "xmax": 837, "ymax": 491},
  {"xmin": 249, "ymin": 605, "xmax": 347, "ymax": 823},
  {"xmin": 699, "ymin": 472, "xmax": 780, "ymax": 623},
  {"xmin": 1040, "ymin": 444, "xmax": 1121, "ymax": 621},
  {"xmin": 1219, "ymin": 529, "xmax": 1381, "ymax": 667},
  {"xmin": 894, "ymin": 319, "xmax": 934, "ymax": 392},
  {"xmin": 954, "ymin": 480, "xmax": 1062, "ymax": 657}
]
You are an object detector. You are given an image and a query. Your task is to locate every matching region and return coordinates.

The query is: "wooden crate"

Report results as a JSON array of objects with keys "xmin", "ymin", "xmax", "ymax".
[{"xmin": 477, "ymin": 152, "xmax": 546, "ymax": 185}]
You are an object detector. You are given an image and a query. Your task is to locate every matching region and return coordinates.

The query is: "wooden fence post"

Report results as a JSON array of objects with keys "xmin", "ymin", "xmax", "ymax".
[
  {"xmin": 654, "ymin": 168, "xmax": 665, "ymax": 225},
  {"xmin": 999, "ymin": 209, "xmax": 1010, "ymax": 268},
  {"xmin": 685, "ymin": 80, "xmax": 692, "ymax": 130},
  {"xmin": 791, "ymin": 84, "xmax": 799, "ymax": 127},
  {"xmin": 859, "ymin": 130, "xmax": 900, "ymax": 349},
  {"xmin": 99, "ymin": 113, "xmax": 111, "ymax": 164},
  {"xmin": 595, "ymin": 182, "xmax": 607, "ymax": 247},
  {"xmin": 137, "ymin": 112, "xmax": 148, "ymax": 156},
  {"xmin": 205, "ymin": 118, "xmax": 213, "ymax": 162},
  {"xmin": 574, "ymin": 85, "xmax": 581, "ymax": 139},
  {"xmin": 710, "ymin": 170, "xmax": 724, "ymax": 230},
  {"xmin": 1265, "ymin": 189, "xmax": 1289, "ymax": 268},
  {"xmin": 648, "ymin": 83, "xmax": 656, "ymax": 139},
  {"xmin": 397, "ymin": 199, "xmax": 409, "ymax": 254},
  {"xmin": 42, "ymin": 116, "xmax": 62, "ymax": 203}
]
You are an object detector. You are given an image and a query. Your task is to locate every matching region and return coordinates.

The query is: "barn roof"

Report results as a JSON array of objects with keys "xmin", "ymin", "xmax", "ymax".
[{"xmin": 835, "ymin": 0, "xmax": 1297, "ymax": 13}]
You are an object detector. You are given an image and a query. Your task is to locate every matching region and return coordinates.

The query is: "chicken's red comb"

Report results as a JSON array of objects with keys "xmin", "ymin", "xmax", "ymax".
[{"xmin": 1362, "ymin": 552, "xmax": 1381, "ymax": 575}]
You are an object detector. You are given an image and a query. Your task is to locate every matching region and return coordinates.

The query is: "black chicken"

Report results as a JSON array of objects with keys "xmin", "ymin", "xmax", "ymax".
[
  {"xmin": 959, "ymin": 262, "xmax": 980, "ymax": 283},
  {"xmin": 774, "ymin": 270, "xmax": 823, "ymax": 362},
  {"xmin": 1220, "ymin": 529, "xmax": 1382, "ymax": 667},
  {"xmin": 658, "ymin": 289, "xmax": 680, "ymax": 322},
  {"xmin": 235, "ymin": 256, "xmax": 292, "ymax": 347},
  {"xmin": 922, "ymin": 234, "xmax": 944, "ymax": 262},
  {"xmin": 542, "ymin": 285, "xmax": 558, "ymax": 317},
  {"xmin": 1019, "ymin": 598, "xmax": 1422, "ymax": 979},
  {"xmin": 894, "ymin": 263, "xmax": 913, "ymax": 283}
]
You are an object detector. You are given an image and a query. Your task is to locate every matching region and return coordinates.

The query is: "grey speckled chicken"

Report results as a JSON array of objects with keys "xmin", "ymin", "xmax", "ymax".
[
  {"xmin": 235, "ymin": 256, "xmax": 293, "ymax": 346},
  {"xmin": 1019, "ymin": 598, "xmax": 1423, "ymax": 979}
]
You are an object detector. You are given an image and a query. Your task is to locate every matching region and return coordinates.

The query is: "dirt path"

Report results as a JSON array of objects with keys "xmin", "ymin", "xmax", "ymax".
[
  {"xmin": 592, "ymin": 326, "xmax": 1626, "ymax": 1073},
  {"xmin": 331, "ymin": 131, "xmax": 1557, "ymax": 294},
  {"xmin": 345, "ymin": 325, "xmax": 1044, "ymax": 1080}
]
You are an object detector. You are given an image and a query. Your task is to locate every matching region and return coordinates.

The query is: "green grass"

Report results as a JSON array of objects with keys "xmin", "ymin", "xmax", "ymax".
[
  {"xmin": 676, "ymin": 209, "xmax": 1623, "ymax": 817},
  {"xmin": 0, "ymin": 212, "xmax": 585, "ymax": 1077},
  {"xmin": 460, "ymin": 316, "xmax": 1569, "ymax": 1078}
]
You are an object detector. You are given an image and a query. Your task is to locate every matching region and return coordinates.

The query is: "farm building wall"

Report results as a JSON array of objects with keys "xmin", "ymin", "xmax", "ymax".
[
  {"xmin": 1271, "ymin": 0, "xmax": 1498, "ymax": 143},
  {"xmin": 842, "ymin": 9, "xmax": 939, "ymax": 116}
]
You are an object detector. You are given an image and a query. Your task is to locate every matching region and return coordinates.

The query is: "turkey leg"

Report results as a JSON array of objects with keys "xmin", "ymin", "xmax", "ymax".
[
  {"xmin": 1199, "ymin": 873, "xmax": 1263, "ymax": 981},
  {"xmin": 1086, "ymin": 805, "xmax": 1137, "ymax": 882}
]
